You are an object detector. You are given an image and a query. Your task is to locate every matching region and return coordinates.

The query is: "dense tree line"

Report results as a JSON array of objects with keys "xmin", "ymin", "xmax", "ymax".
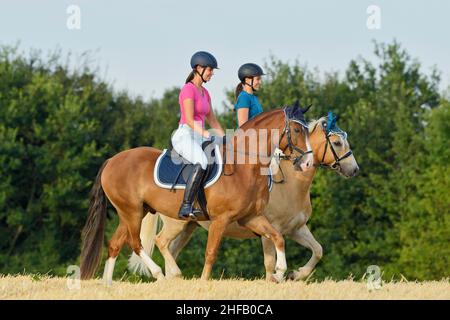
[{"xmin": 0, "ymin": 42, "xmax": 448, "ymax": 281}]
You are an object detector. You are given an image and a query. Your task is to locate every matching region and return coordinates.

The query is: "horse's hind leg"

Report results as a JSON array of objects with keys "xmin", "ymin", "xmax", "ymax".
[
  {"xmin": 127, "ymin": 210, "xmax": 164, "ymax": 281},
  {"xmin": 103, "ymin": 222, "xmax": 127, "ymax": 286},
  {"xmin": 168, "ymin": 221, "xmax": 198, "ymax": 260},
  {"xmin": 240, "ymin": 215, "xmax": 287, "ymax": 283},
  {"xmin": 287, "ymin": 224, "xmax": 323, "ymax": 281},
  {"xmin": 156, "ymin": 215, "xmax": 191, "ymax": 279}
]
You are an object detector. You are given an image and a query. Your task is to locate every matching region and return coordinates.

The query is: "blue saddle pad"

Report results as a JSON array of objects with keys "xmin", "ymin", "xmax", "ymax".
[
  {"xmin": 154, "ymin": 145, "xmax": 274, "ymax": 191},
  {"xmin": 154, "ymin": 145, "xmax": 223, "ymax": 190}
]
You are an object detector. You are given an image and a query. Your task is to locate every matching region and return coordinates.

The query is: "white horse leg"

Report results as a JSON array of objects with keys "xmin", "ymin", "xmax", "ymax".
[
  {"xmin": 128, "ymin": 212, "xmax": 159, "ymax": 277},
  {"xmin": 274, "ymin": 246, "xmax": 287, "ymax": 282},
  {"xmin": 139, "ymin": 250, "xmax": 165, "ymax": 281},
  {"xmin": 103, "ymin": 221, "xmax": 127, "ymax": 286},
  {"xmin": 126, "ymin": 210, "xmax": 165, "ymax": 281},
  {"xmin": 102, "ymin": 257, "xmax": 117, "ymax": 286},
  {"xmin": 288, "ymin": 224, "xmax": 323, "ymax": 281}
]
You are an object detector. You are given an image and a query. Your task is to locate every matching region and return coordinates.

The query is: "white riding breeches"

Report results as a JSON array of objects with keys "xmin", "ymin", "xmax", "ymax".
[{"xmin": 171, "ymin": 124, "xmax": 208, "ymax": 170}]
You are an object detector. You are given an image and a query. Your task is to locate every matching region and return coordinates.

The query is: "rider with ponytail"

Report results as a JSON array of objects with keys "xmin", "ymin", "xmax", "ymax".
[
  {"xmin": 235, "ymin": 63, "xmax": 265, "ymax": 127},
  {"xmin": 171, "ymin": 51, "xmax": 225, "ymax": 220}
]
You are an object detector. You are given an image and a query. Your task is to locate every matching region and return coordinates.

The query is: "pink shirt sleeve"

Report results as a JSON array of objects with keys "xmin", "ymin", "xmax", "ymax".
[
  {"xmin": 178, "ymin": 83, "xmax": 210, "ymax": 126},
  {"xmin": 180, "ymin": 84, "xmax": 196, "ymax": 102}
]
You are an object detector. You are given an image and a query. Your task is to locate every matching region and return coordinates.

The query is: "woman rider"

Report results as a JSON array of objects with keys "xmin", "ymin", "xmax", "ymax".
[
  {"xmin": 171, "ymin": 51, "xmax": 225, "ymax": 220},
  {"xmin": 234, "ymin": 63, "xmax": 283, "ymax": 183},
  {"xmin": 234, "ymin": 63, "xmax": 265, "ymax": 127}
]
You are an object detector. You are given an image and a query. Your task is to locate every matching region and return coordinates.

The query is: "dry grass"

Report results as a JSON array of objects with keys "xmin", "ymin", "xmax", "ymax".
[{"xmin": 0, "ymin": 275, "xmax": 448, "ymax": 300}]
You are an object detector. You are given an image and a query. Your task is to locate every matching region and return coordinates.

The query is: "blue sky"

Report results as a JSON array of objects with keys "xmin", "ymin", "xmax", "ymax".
[{"xmin": 1, "ymin": 0, "xmax": 449, "ymax": 111}]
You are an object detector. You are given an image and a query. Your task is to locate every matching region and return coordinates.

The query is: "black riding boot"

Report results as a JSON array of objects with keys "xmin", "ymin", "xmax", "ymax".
[{"xmin": 178, "ymin": 163, "xmax": 206, "ymax": 220}]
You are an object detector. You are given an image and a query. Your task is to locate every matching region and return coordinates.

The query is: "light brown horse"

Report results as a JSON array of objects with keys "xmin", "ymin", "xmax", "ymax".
[
  {"xmin": 80, "ymin": 104, "xmax": 314, "ymax": 284},
  {"xmin": 128, "ymin": 113, "xmax": 359, "ymax": 281}
]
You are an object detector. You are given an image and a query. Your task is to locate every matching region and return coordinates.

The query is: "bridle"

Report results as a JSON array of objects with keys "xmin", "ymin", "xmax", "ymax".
[
  {"xmin": 278, "ymin": 108, "xmax": 313, "ymax": 168},
  {"xmin": 319, "ymin": 127, "xmax": 352, "ymax": 170}
]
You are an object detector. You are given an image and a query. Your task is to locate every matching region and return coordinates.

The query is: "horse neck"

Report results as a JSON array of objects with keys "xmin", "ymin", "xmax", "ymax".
[
  {"xmin": 234, "ymin": 109, "xmax": 285, "ymax": 164},
  {"xmin": 309, "ymin": 124, "xmax": 327, "ymax": 166},
  {"xmin": 279, "ymin": 159, "xmax": 316, "ymax": 193}
]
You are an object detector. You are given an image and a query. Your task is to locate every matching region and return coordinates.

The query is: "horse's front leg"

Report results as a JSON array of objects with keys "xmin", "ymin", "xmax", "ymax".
[
  {"xmin": 261, "ymin": 236, "xmax": 278, "ymax": 282},
  {"xmin": 287, "ymin": 224, "xmax": 323, "ymax": 281},
  {"xmin": 240, "ymin": 215, "xmax": 287, "ymax": 283},
  {"xmin": 200, "ymin": 215, "xmax": 230, "ymax": 280}
]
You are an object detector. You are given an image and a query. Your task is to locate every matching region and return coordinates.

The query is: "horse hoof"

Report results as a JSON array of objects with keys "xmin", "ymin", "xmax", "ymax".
[
  {"xmin": 272, "ymin": 272, "xmax": 285, "ymax": 283},
  {"xmin": 154, "ymin": 273, "xmax": 165, "ymax": 282},
  {"xmin": 286, "ymin": 271, "xmax": 297, "ymax": 281},
  {"xmin": 166, "ymin": 272, "xmax": 182, "ymax": 280},
  {"xmin": 103, "ymin": 279, "xmax": 113, "ymax": 287},
  {"xmin": 295, "ymin": 267, "xmax": 313, "ymax": 281}
]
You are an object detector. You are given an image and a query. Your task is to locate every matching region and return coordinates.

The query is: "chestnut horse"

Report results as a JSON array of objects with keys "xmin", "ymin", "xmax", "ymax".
[
  {"xmin": 128, "ymin": 113, "xmax": 359, "ymax": 281},
  {"xmin": 80, "ymin": 103, "xmax": 314, "ymax": 284}
]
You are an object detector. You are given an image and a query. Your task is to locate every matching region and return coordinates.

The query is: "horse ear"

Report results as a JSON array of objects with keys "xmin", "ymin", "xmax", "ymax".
[
  {"xmin": 327, "ymin": 111, "xmax": 333, "ymax": 128},
  {"xmin": 330, "ymin": 114, "xmax": 339, "ymax": 130},
  {"xmin": 293, "ymin": 100, "xmax": 300, "ymax": 110},
  {"xmin": 301, "ymin": 104, "xmax": 312, "ymax": 114},
  {"xmin": 330, "ymin": 117, "xmax": 337, "ymax": 129}
]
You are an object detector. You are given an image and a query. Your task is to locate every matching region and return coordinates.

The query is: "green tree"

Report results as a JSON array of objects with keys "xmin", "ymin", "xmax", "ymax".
[{"xmin": 396, "ymin": 101, "xmax": 450, "ymax": 279}]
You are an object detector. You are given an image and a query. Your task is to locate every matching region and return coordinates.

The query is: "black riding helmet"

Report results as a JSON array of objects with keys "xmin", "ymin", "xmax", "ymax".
[
  {"xmin": 190, "ymin": 51, "xmax": 218, "ymax": 82},
  {"xmin": 238, "ymin": 63, "xmax": 265, "ymax": 90}
]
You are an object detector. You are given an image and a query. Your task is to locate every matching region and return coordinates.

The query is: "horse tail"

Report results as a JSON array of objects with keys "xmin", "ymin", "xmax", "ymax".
[
  {"xmin": 80, "ymin": 159, "xmax": 109, "ymax": 280},
  {"xmin": 128, "ymin": 212, "xmax": 159, "ymax": 276}
]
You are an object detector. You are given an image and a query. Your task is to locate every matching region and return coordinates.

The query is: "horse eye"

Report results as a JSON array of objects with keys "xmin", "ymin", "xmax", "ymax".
[
  {"xmin": 294, "ymin": 128, "xmax": 300, "ymax": 133},
  {"xmin": 333, "ymin": 141, "xmax": 342, "ymax": 147}
]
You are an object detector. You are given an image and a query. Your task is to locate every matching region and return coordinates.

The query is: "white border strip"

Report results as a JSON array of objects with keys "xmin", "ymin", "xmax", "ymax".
[{"xmin": 268, "ymin": 165, "xmax": 273, "ymax": 192}]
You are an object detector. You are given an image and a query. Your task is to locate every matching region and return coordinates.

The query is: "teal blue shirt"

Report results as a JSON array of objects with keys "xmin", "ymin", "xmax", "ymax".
[{"xmin": 234, "ymin": 91, "xmax": 263, "ymax": 127}]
